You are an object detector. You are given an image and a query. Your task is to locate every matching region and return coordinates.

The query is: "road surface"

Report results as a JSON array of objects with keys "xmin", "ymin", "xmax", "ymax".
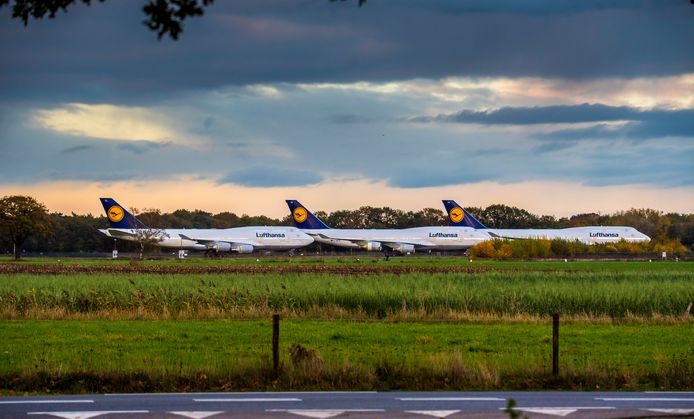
[{"xmin": 1, "ymin": 391, "xmax": 693, "ymax": 418}]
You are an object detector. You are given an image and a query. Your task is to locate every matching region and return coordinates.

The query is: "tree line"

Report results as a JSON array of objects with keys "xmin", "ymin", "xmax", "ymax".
[{"xmin": 1, "ymin": 195, "xmax": 692, "ymax": 257}]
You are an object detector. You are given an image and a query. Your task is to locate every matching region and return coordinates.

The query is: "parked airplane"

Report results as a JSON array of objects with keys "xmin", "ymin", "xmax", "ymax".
[
  {"xmin": 99, "ymin": 198, "xmax": 313, "ymax": 254},
  {"xmin": 441, "ymin": 200, "xmax": 650, "ymax": 244},
  {"xmin": 285, "ymin": 200, "xmax": 490, "ymax": 253}
]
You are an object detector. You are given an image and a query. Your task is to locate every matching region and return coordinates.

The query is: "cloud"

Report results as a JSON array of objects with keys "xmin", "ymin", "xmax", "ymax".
[
  {"xmin": 61, "ymin": 144, "xmax": 97, "ymax": 154},
  {"xmin": 387, "ymin": 169, "xmax": 491, "ymax": 189},
  {"xmin": 431, "ymin": 104, "xmax": 639, "ymax": 125},
  {"xmin": 217, "ymin": 167, "xmax": 322, "ymax": 187},
  {"xmin": 535, "ymin": 109, "xmax": 694, "ymax": 140},
  {"xmin": 2, "ymin": 2, "xmax": 694, "ymax": 104},
  {"xmin": 329, "ymin": 114, "xmax": 378, "ymax": 124},
  {"xmin": 35, "ymin": 103, "xmax": 177, "ymax": 142},
  {"xmin": 300, "ymin": 75, "xmax": 694, "ymax": 111},
  {"xmin": 214, "ymin": 14, "xmax": 357, "ymax": 42},
  {"xmin": 3, "ymin": 77, "xmax": 693, "ymax": 191},
  {"xmin": 411, "ymin": 103, "xmax": 694, "ymax": 140},
  {"xmin": 116, "ymin": 140, "xmax": 171, "ymax": 155},
  {"xmin": 1, "ymin": 1, "xmax": 692, "ymax": 215},
  {"xmin": 415, "ymin": 0, "xmax": 676, "ymax": 16}
]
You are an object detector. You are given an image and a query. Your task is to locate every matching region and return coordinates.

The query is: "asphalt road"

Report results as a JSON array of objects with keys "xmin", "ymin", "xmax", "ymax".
[{"xmin": 1, "ymin": 391, "xmax": 693, "ymax": 418}]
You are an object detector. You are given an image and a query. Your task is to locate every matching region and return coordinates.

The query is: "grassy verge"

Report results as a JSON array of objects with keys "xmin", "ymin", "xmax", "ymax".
[
  {"xmin": 1, "ymin": 319, "xmax": 692, "ymax": 394},
  {"xmin": 1, "ymin": 271, "xmax": 692, "ymax": 320}
]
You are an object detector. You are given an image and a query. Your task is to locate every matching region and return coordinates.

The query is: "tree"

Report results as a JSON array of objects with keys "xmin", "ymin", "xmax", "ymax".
[
  {"xmin": 129, "ymin": 208, "xmax": 167, "ymax": 258},
  {"xmin": 2, "ymin": 0, "xmax": 366, "ymax": 40},
  {"xmin": 480, "ymin": 204, "xmax": 539, "ymax": 228},
  {"xmin": 132, "ymin": 227, "xmax": 168, "ymax": 259},
  {"xmin": 410, "ymin": 208, "xmax": 447, "ymax": 227},
  {"xmin": 1, "ymin": 0, "xmax": 215, "ymax": 40},
  {"xmin": 0, "ymin": 195, "xmax": 53, "ymax": 260},
  {"xmin": 607, "ymin": 208, "xmax": 669, "ymax": 241}
]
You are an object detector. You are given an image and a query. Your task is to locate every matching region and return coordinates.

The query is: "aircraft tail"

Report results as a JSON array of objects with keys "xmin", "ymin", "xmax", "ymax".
[
  {"xmin": 285, "ymin": 200, "xmax": 330, "ymax": 229},
  {"xmin": 99, "ymin": 198, "xmax": 147, "ymax": 229},
  {"xmin": 442, "ymin": 199, "xmax": 487, "ymax": 229}
]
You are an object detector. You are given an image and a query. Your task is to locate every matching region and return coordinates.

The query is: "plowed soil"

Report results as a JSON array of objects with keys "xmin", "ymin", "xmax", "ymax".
[{"xmin": 0, "ymin": 262, "xmax": 494, "ymax": 275}]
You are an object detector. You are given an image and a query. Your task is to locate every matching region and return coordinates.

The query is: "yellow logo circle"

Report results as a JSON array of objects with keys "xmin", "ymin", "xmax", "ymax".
[
  {"xmin": 293, "ymin": 207, "xmax": 308, "ymax": 223},
  {"xmin": 107, "ymin": 205, "xmax": 125, "ymax": 223},
  {"xmin": 449, "ymin": 207, "xmax": 465, "ymax": 223}
]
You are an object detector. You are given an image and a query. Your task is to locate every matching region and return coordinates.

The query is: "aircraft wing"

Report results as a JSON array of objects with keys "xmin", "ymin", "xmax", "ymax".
[
  {"xmin": 379, "ymin": 240, "xmax": 436, "ymax": 249},
  {"xmin": 105, "ymin": 228, "xmax": 138, "ymax": 238},
  {"xmin": 313, "ymin": 233, "xmax": 434, "ymax": 249},
  {"xmin": 487, "ymin": 231, "xmax": 528, "ymax": 240},
  {"xmin": 178, "ymin": 234, "xmax": 254, "ymax": 247},
  {"xmin": 107, "ymin": 228, "xmax": 169, "ymax": 240}
]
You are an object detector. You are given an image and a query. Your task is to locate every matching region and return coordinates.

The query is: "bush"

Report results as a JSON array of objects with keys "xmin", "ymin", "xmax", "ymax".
[{"xmin": 468, "ymin": 237, "xmax": 688, "ymax": 259}]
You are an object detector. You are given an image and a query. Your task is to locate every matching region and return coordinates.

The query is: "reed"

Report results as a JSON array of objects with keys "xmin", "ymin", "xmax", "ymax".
[{"xmin": 1, "ymin": 270, "xmax": 692, "ymax": 320}]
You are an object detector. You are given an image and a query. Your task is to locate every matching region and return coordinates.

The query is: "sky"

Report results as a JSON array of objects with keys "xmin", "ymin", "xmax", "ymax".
[{"xmin": 1, "ymin": 0, "xmax": 693, "ymax": 218}]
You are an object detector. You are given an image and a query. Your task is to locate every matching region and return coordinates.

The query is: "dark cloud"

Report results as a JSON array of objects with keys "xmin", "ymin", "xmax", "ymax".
[
  {"xmin": 387, "ymin": 169, "xmax": 491, "ymax": 188},
  {"xmin": 61, "ymin": 144, "xmax": 97, "ymax": 154},
  {"xmin": 622, "ymin": 110, "xmax": 694, "ymax": 139},
  {"xmin": 535, "ymin": 109, "xmax": 694, "ymax": 140},
  {"xmin": 217, "ymin": 167, "xmax": 322, "ymax": 187},
  {"xmin": 329, "ymin": 114, "xmax": 377, "ymax": 124},
  {"xmin": 116, "ymin": 141, "xmax": 171, "ymax": 155},
  {"xmin": 420, "ymin": 104, "xmax": 638, "ymax": 125},
  {"xmin": 532, "ymin": 140, "xmax": 581, "ymax": 154},
  {"xmin": 408, "ymin": 0, "xmax": 675, "ymax": 16},
  {"xmin": 412, "ymin": 104, "xmax": 694, "ymax": 140},
  {"xmin": 1, "ymin": 1, "xmax": 693, "ymax": 103}
]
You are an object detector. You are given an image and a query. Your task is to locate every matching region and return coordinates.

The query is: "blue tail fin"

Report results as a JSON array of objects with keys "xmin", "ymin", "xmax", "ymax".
[
  {"xmin": 442, "ymin": 200, "xmax": 487, "ymax": 229},
  {"xmin": 285, "ymin": 200, "xmax": 330, "ymax": 229},
  {"xmin": 99, "ymin": 198, "xmax": 147, "ymax": 229}
]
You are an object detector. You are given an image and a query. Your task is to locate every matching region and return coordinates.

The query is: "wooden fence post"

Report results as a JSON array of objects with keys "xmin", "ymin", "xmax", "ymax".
[
  {"xmin": 552, "ymin": 313, "xmax": 559, "ymax": 376},
  {"xmin": 272, "ymin": 313, "xmax": 280, "ymax": 377}
]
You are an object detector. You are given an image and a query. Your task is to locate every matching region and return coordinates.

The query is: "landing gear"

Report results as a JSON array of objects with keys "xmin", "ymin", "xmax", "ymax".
[{"xmin": 204, "ymin": 248, "xmax": 220, "ymax": 258}]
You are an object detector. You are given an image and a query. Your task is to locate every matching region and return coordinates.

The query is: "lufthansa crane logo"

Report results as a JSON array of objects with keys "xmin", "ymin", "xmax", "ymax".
[
  {"xmin": 449, "ymin": 207, "xmax": 464, "ymax": 223},
  {"xmin": 293, "ymin": 207, "xmax": 308, "ymax": 223},
  {"xmin": 107, "ymin": 205, "xmax": 125, "ymax": 223}
]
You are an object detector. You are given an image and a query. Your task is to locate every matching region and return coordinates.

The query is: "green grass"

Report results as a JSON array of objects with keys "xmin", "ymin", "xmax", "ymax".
[
  {"xmin": 3, "ymin": 255, "xmax": 694, "ymax": 272},
  {"xmin": 1, "ymin": 319, "xmax": 691, "ymax": 393},
  {"xmin": 1, "ymin": 259, "xmax": 691, "ymax": 393},
  {"xmin": 1, "ymin": 270, "xmax": 693, "ymax": 319}
]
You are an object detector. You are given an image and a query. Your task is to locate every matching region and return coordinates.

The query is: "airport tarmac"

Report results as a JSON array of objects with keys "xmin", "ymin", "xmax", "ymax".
[{"xmin": 1, "ymin": 391, "xmax": 693, "ymax": 418}]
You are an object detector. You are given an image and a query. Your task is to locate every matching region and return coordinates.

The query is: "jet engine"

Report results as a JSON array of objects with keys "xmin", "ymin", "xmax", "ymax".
[
  {"xmin": 210, "ymin": 242, "xmax": 253, "ymax": 253},
  {"xmin": 211, "ymin": 242, "xmax": 232, "ymax": 252},
  {"xmin": 361, "ymin": 241, "xmax": 382, "ymax": 252},
  {"xmin": 232, "ymin": 244, "xmax": 254, "ymax": 254},
  {"xmin": 391, "ymin": 243, "xmax": 415, "ymax": 254}
]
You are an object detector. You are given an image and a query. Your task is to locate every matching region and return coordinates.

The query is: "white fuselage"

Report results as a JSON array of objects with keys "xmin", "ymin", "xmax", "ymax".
[
  {"xmin": 101, "ymin": 226, "xmax": 314, "ymax": 251},
  {"xmin": 302, "ymin": 226, "xmax": 490, "ymax": 251},
  {"xmin": 482, "ymin": 226, "xmax": 650, "ymax": 244}
]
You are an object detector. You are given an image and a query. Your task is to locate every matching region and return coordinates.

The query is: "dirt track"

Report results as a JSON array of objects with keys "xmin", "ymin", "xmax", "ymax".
[{"xmin": 0, "ymin": 262, "xmax": 495, "ymax": 275}]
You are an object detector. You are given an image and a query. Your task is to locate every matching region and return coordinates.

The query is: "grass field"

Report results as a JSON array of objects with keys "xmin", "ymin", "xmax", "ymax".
[
  {"xmin": 1, "ymin": 270, "xmax": 692, "ymax": 320},
  {"xmin": 1, "ymin": 257, "xmax": 692, "ymax": 393},
  {"xmin": 1, "ymin": 319, "xmax": 692, "ymax": 393}
]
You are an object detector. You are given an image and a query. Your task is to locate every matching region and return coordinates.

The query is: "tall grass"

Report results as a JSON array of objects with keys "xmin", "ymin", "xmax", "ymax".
[{"xmin": 1, "ymin": 271, "xmax": 692, "ymax": 319}]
